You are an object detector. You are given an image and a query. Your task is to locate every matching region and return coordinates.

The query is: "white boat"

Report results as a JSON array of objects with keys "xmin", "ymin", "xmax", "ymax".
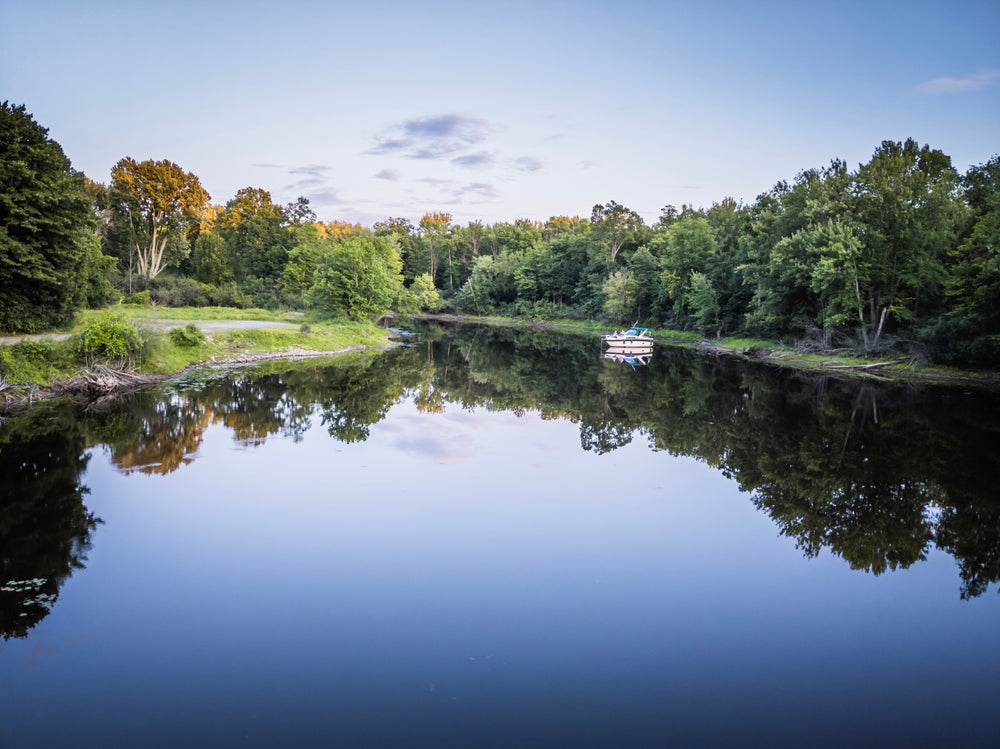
[{"xmin": 602, "ymin": 326, "xmax": 654, "ymax": 352}]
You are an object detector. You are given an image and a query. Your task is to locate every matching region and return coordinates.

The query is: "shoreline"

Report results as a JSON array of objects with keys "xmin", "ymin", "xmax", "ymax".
[
  {"xmin": 401, "ymin": 313, "xmax": 1000, "ymax": 388},
  {"xmin": 0, "ymin": 343, "xmax": 396, "ymax": 415}
]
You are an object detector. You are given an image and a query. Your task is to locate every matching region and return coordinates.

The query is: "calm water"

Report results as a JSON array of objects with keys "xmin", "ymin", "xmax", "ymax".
[{"xmin": 2, "ymin": 323, "xmax": 999, "ymax": 748}]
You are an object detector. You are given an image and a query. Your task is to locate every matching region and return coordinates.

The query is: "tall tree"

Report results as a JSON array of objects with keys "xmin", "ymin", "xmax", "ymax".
[
  {"xmin": 0, "ymin": 102, "xmax": 96, "ymax": 332},
  {"xmin": 217, "ymin": 187, "xmax": 291, "ymax": 283},
  {"xmin": 108, "ymin": 157, "xmax": 209, "ymax": 281},
  {"xmin": 850, "ymin": 139, "xmax": 965, "ymax": 349},
  {"xmin": 306, "ymin": 236, "xmax": 403, "ymax": 319},
  {"xmin": 418, "ymin": 212, "xmax": 452, "ymax": 287},
  {"xmin": 590, "ymin": 200, "xmax": 646, "ymax": 265}
]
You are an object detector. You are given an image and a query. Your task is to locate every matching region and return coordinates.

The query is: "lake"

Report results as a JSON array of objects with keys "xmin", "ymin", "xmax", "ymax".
[{"xmin": 2, "ymin": 322, "xmax": 998, "ymax": 748}]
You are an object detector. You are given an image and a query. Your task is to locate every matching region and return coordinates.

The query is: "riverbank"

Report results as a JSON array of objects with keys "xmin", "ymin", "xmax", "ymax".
[
  {"xmin": 400, "ymin": 313, "xmax": 1000, "ymax": 387},
  {"xmin": 0, "ymin": 343, "xmax": 395, "ymax": 414},
  {"xmin": 0, "ymin": 312, "xmax": 394, "ymax": 414}
]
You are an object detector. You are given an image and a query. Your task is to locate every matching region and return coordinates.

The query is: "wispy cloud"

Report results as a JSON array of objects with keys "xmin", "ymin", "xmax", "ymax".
[
  {"xmin": 284, "ymin": 177, "xmax": 325, "ymax": 191},
  {"xmin": 449, "ymin": 182, "xmax": 499, "ymax": 203},
  {"xmin": 375, "ymin": 169, "xmax": 400, "ymax": 181},
  {"xmin": 512, "ymin": 156, "xmax": 543, "ymax": 172},
  {"xmin": 452, "ymin": 152, "xmax": 494, "ymax": 168},
  {"xmin": 288, "ymin": 164, "xmax": 332, "ymax": 177},
  {"xmin": 368, "ymin": 114, "xmax": 491, "ymax": 160},
  {"xmin": 419, "ymin": 177, "xmax": 458, "ymax": 187},
  {"xmin": 304, "ymin": 188, "xmax": 344, "ymax": 207},
  {"xmin": 910, "ymin": 68, "xmax": 1000, "ymax": 95}
]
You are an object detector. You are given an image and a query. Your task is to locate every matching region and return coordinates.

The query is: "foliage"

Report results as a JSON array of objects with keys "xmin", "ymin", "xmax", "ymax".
[
  {"xmin": 108, "ymin": 157, "xmax": 210, "ymax": 281},
  {"xmin": 306, "ymin": 236, "xmax": 403, "ymax": 320},
  {"xmin": 217, "ymin": 187, "xmax": 292, "ymax": 283},
  {"xmin": 0, "ymin": 340, "xmax": 59, "ymax": 384},
  {"xmin": 3, "ymin": 108, "xmax": 997, "ymax": 366},
  {"xmin": 73, "ymin": 310, "xmax": 146, "ymax": 367},
  {"xmin": 122, "ymin": 290, "xmax": 152, "ymax": 306},
  {"xmin": 168, "ymin": 323, "xmax": 207, "ymax": 348},
  {"xmin": 0, "ymin": 102, "xmax": 97, "ymax": 333}
]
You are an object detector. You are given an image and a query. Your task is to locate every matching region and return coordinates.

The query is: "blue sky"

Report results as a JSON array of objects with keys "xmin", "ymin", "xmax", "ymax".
[{"xmin": 2, "ymin": 0, "xmax": 998, "ymax": 226}]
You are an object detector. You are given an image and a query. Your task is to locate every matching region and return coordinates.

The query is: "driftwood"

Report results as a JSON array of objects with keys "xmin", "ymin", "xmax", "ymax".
[{"xmin": 2, "ymin": 366, "xmax": 164, "ymax": 408}]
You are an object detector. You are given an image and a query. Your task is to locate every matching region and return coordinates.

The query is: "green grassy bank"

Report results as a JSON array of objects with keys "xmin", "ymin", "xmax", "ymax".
[{"xmin": 0, "ymin": 306, "xmax": 389, "ymax": 393}]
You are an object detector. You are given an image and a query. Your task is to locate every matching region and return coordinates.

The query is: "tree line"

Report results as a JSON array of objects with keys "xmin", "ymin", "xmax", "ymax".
[{"xmin": 2, "ymin": 101, "xmax": 997, "ymax": 364}]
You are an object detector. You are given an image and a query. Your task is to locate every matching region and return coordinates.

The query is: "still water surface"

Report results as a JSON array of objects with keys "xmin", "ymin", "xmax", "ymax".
[{"xmin": 2, "ymin": 323, "xmax": 999, "ymax": 747}]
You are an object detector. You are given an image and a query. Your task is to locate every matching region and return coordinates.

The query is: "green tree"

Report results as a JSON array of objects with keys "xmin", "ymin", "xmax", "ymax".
[
  {"xmin": 590, "ymin": 200, "xmax": 646, "ymax": 265},
  {"xmin": 306, "ymin": 236, "xmax": 403, "ymax": 319},
  {"xmin": 418, "ymin": 212, "xmax": 452, "ymax": 288},
  {"xmin": 940, "ymin": 156, "xmax": 1000, "ymax": 363},
  {"xmin": 850, "ymin": 139, "xmax": 966, "ymax": 349},
  {"xmin": 191, "ymin": 230, "xmax": 232, "ymax": 285},
  {"xmin": 602, "ymin": 269, "xmax": 636, "ymax": 323},
  {"xmin": 217, "ymin": 187, "xmax": 291, "ymax": 283},
  {"xmin": 659, "ymin": 216, "xmax": 717, "ymax": 326},
  {"xmin": 108, "ymin": 157, "xmax": 209, "ymax": 281},
  {"xmin": 688, "ymin": 271, "xmax": 720, "ymax": 336},
  {"xmin": 0, "ymin": 102, "xmax": 96, "ymax": 332},
  {"xmin": 627, "ymin": 246, "xmax": 660, "ymax": 321}
]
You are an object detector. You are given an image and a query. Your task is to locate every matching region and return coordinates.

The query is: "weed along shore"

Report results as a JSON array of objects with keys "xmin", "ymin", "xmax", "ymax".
[{"xmin": 0, "ymin": 309, "xmax": 395, "ymax": 414}]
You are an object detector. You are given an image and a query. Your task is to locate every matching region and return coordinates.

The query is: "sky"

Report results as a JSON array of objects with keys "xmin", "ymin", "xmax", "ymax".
[{"xmin": 2, "ymin": 0, "xmax": 998, "ymax": 227}]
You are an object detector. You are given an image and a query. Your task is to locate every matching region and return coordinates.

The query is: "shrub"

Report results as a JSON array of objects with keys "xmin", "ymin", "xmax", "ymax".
[
  {"xmin": 123, "ymin": 290, "xmax": 152, "ymax": 306},
  {"xmin": 74, "ymin": 311, "xmax": 145, "ymax": 367},
  {"xmin": 0, "ymin": 340, "xmax": 56, "ymax": 384},
  {"xmin": 150, "ymin": 276, "xmax": 211, "ymax": 307},
  {"xmin": 168, "ymin": 323, "xmax": 207, "ymax": 348}
]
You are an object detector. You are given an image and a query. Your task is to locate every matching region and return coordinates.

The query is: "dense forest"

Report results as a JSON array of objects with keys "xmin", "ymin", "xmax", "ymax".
[{"xmin": 2, "ymin": 101, "xmax": 998, "ymax": 365}]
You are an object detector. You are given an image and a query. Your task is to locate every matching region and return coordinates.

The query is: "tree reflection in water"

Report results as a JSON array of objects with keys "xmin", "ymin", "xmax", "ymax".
[
  {"xmin": 2, "ymin": 321, "xmax": 997, "ymax": 624},
  {"xmin": 0, "ymin": 403, "xmax": 101, "ymax": 639}
]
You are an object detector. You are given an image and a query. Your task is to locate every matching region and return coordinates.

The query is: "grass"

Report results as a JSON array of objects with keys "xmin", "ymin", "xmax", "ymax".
[
  {"xmin": 141, "ymin": 319, "xmax": 388, "ymax": 374},
  {"xmin": 84, "ymin": 306, "xmax": 305, "ymax": 323},
  {"xmin": 0, "ymin": 308, "xmax": 388, "ymax": 389}
]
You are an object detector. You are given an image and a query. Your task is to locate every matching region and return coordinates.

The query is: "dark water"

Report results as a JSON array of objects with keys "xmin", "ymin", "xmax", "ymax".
[{"xmin": 2, "ymin": 323, "xmax": 999, "ymax": 748}]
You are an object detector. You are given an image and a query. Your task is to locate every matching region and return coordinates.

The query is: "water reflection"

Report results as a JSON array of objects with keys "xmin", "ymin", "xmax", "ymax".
[
  {"xmin": 1, "ymin": 321, "xmax": 998, "ymax": 620},
  {"xmin": 0, "ymin": 403, "xmax": 101, "ymax": 639}
]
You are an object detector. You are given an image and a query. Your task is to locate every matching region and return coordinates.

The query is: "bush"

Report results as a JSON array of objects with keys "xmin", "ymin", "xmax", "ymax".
[
  {"xmin": 150, "ymin": 276, "xmax": 211, "ymax": 307},
  {"xmin": 0, "ymin": 340, "xmax": 56, "ymax": 384},
  {"xmin": 168, "ymin": 323, "xmax": 207, "ymax": 348},
  {"xmin": 210, "ymin": 281, "xmax": 252, "ymax": 308},
  {"xmin": 123, "ymin": 290, "xmax": 152, "ymax": 306},
  {"xmin": 74, "ymin": 311, "xmax": 145, "ymax": 367}
]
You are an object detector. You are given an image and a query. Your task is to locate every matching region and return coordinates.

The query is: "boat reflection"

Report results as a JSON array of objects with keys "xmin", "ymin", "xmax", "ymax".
[{"xmin": 603, "ymin": 350, "xmax": 652, "ymax": 367}]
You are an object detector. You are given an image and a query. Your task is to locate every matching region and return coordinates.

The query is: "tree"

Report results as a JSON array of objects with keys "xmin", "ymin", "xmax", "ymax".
[
  {"xmin": 306, "ymin": 236, "xmax": 403, "ymax": 319},
  {"xmin": 108, "ymin": 157, "xmax": 209, "ymax": 281},
  {"xmin": 418, "ymin": 211, "xmax": 452, "ymax": 287},
  {"xmin": 659, "ymin": 217, "xmax": 717, "ymax": 326},
  {"xmin": 602, "ymin": 269, "xmax": 636, "ymax": 323},
  {"xmin": 590, "ymin": 200, "xmax": 646, "ymax": 265},
  {"xmin": 217, "ymin": 187, "xmax": 291, "ymax": 283},
  {"xmin": 850, "ymin": 139, "xmax": 965, "ymax": 349},
  {"xmin": 940, "ymin": 156, "xmax": 1000, "ymax": 363},
  {"xmin": 627, "ymin": 246, "xmax": 661, "ymax": 321},
  {"xmin": 0, "ymin": 103, "xmax": 101, "ymax": 332}
]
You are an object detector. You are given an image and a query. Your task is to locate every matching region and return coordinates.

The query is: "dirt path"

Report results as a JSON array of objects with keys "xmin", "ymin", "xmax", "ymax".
[{"xmin": 0, "ymin": 319, "xmax": 299, "ymax": 345}]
